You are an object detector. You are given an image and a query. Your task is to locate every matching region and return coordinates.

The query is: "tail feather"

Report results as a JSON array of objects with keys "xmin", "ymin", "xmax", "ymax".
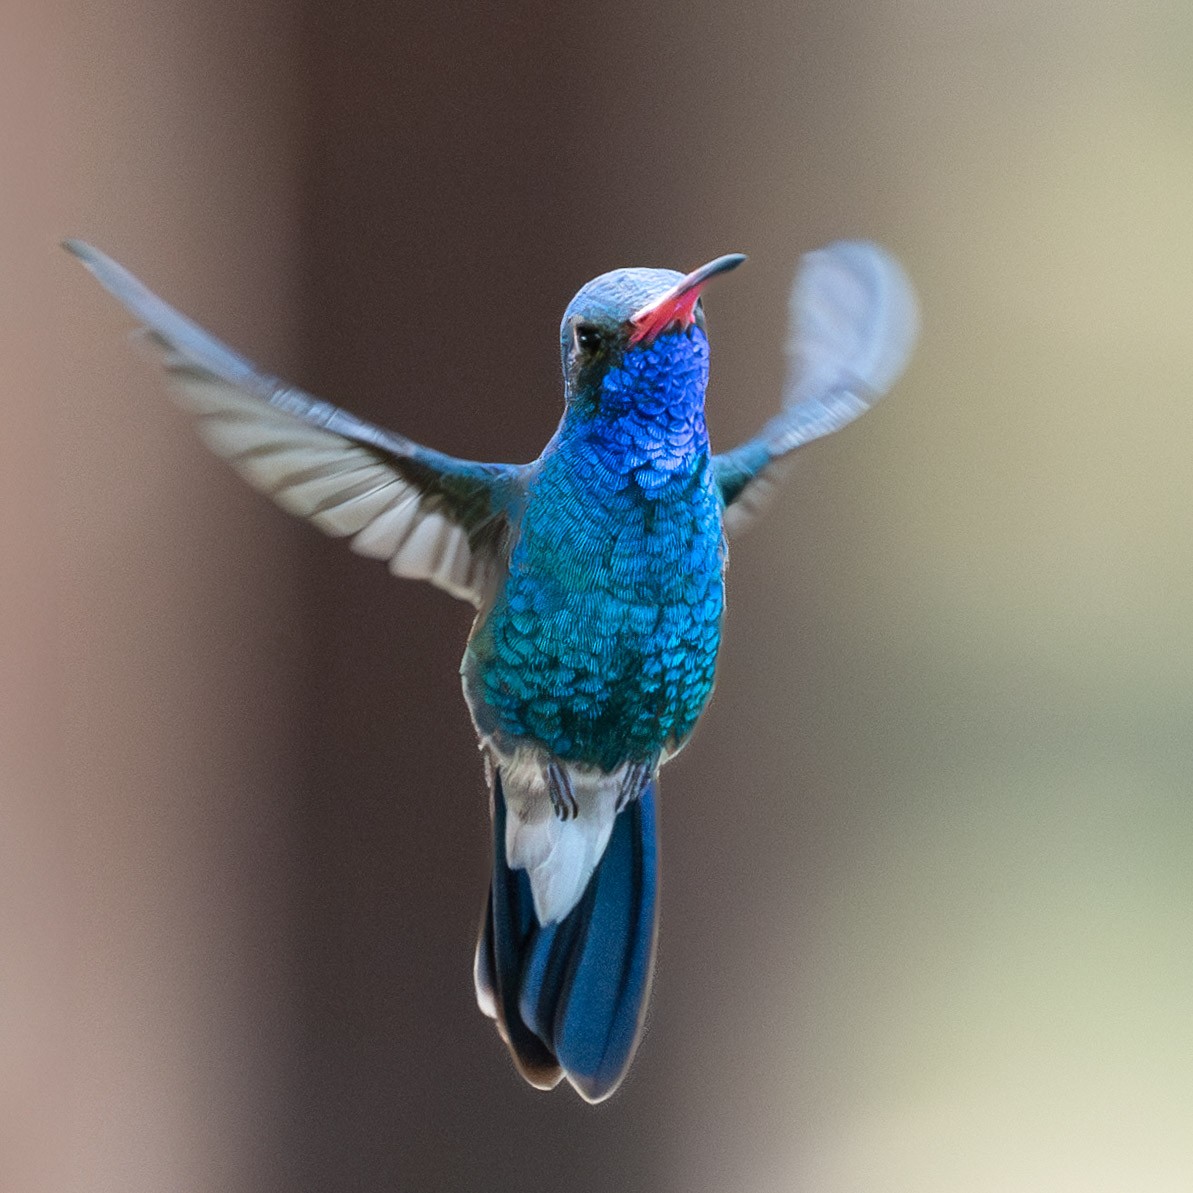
[
  {"xmin": 483, "ymin": 785, "xmax": 563, "ymax": 1089},
  {"xmin": 476, "ymin": 768, "xmax": 659, "ymax": 1102}
]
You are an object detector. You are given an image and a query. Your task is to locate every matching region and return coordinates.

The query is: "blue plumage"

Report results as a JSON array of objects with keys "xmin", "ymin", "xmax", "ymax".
[
  {"xmin": 479, "ymin": 771, "xmax": 658, "ymax": 1099},
  {"xmin": 466, "ymin": 326, "xmax": 724, "ymax": 770},
  {"xmin": 65, "ymin": 236, "xmax": 918, "ymax": 1102}
]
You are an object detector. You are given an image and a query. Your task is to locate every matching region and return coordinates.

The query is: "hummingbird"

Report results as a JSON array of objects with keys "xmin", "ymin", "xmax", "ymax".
[{"xmin": 64, "ymin": 237, "xmax": 917, "ymax": 1101}]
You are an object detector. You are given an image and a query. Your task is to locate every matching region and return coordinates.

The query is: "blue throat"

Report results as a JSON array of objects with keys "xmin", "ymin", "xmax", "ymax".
[
  {"xmin": 564, "ymin": 328, "xmax": 712, "ymax": 488},
  {"xmin": 466, "ymin": 329, "xmax": 726, "ymax": 770}
]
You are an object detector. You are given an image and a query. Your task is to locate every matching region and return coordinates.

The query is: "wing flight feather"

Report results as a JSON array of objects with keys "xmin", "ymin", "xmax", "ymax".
[{"xmin": 65, "ymin": 240, "xmax": 524, "ymax": 605}]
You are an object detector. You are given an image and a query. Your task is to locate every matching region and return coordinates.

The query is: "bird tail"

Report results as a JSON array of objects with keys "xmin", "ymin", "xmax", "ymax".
[{"xmin": 474, "ymin": 767, "xmax": 659, "ymax": 1102}]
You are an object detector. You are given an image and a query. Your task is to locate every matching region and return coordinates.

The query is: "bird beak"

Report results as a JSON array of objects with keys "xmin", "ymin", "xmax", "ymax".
[{"xmin": 627, "ymin": 253, "xmax": 747, "ymax": 346}]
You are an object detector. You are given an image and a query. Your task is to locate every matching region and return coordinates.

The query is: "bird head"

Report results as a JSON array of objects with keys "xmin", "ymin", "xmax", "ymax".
[{"xmin": 558, "ymin": 254, "xmax": 746, "ymax": 415}]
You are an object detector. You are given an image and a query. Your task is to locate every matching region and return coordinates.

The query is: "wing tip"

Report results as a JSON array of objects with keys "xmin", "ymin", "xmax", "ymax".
[
  {"xmin": 61, "ymin": 237, "xmax": 121, "ymax": 283},
  {"xmin": 790, "ymin": 238, "xmax": 919, "ymax": 400}
]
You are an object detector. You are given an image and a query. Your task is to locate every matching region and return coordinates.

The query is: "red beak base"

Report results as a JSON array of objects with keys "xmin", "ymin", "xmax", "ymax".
[{"xmin": 627, "ymin": 253, "xmax": 746, "ymax": 346}]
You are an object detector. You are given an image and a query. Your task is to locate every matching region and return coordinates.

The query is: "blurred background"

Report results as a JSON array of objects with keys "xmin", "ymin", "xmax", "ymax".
[{"xmin": 5, "ymin": 1, "xmax": 1193, "ymax": 1189}]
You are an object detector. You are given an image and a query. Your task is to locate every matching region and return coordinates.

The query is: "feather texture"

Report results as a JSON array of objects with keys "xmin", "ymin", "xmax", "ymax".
[
  {"xmin": 479, "ymin": 769, "xmax": 658, "ymax": 1102},
  {"xmin": 714, "ymin": 240, "xmax": 919, "ymax": 532},
  {"xmin": 64, "ymin": 239, "xmax": 520, "ymax": 606},
  {"xmin": 493, "ymin": 746, "xmax": 650, "ymax": 923},
  {"xmin": 68, "ymin": 238, "xmax": 916, "ymax": 1102}
]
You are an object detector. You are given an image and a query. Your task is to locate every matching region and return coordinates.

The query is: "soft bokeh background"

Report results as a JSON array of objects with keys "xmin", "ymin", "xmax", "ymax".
[{"xmin": 5, "ymin": 1, "xmax": 1193, "ymax": 1190}]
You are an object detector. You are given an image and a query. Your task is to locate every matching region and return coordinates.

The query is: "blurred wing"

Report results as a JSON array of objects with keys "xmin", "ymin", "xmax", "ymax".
[
  {"xmin": 65, "ymin": 240, "xmax": 524, "ymax": 606},
  {"xmin": 714, "ymin": 240, "xmax": 918, "ymax": 535}
]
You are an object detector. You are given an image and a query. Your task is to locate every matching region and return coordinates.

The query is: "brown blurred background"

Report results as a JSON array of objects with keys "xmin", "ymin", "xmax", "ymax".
[{"xmin": 5, "ymin": 1, "xmax": 1193, "ymax": 1190}]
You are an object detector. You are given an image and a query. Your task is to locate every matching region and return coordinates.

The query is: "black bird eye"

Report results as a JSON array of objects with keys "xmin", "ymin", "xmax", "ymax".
[{"xmin": 573, "ymin": 322, "xmax": 603, "ymax": 355}]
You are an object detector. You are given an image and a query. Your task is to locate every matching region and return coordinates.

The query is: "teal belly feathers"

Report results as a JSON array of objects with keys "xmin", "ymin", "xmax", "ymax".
[{"xmin": 465, "ymin": 430, "xmax": 725, "ymax": 772}]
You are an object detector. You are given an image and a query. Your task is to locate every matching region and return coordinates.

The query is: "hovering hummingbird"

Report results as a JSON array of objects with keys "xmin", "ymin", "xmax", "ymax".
[{"xmin": 64, "ymin": 236, "xmax": 917, "ymax": 1101}]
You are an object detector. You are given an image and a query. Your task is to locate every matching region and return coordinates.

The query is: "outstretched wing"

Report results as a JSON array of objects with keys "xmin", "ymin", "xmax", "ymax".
[
  {"xmin": 714, "ymin": 240, "xmax": 918, "ymax": 535},
  {"xmin": 65, "ymin": 240, "xmax": 525, "ymax": 606}
]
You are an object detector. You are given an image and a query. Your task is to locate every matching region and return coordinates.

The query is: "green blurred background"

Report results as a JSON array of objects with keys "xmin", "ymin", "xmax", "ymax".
[{"xmin": 4, "ymin": 1, "xmax": 1193, "ymax": 1189}]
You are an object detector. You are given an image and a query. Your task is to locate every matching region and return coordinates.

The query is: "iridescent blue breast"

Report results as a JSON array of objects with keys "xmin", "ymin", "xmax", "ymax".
[{"xmin": 464, "ymin": 331, "xmax": 726, "ymax": 771}]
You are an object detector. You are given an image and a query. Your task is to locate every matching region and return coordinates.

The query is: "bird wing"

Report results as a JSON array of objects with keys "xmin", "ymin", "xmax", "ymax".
[
  {"xmin": 713, "ymin": 240, "xmax": 919, "ymax": 535},
  {"xmin": 65, "ymin": 240, "xmax": 525, "ymax": 607}
]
